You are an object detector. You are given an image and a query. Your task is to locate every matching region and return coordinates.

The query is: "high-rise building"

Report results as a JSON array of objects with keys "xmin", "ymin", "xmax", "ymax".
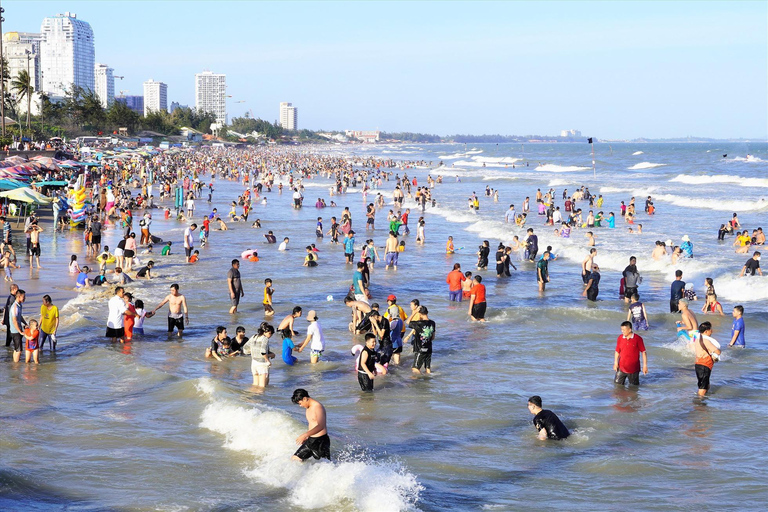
[
  {"xmin": 94, "ymin": 63, "xmax": 114, "ymax": 108},
  {"xmin": 40, "ymin": 12, "xmax": 95, "ymax": 98},
  {"xmin": 143, "ymin": 79, "xmax": 168, "ymax": 116},
  {"xmin": 194, "ymin": 71, "xmax": 226, "ymax": 124},
  {"xmin": 116, "ymin": 95, "xmax": 144, "ymax": 115},
  {"xmin": 3, "ymin": 32, "xmax": 42, "ymax": 92},
  {"xmin": 279, "ymin": 102, "xmax": 298, "ymax": 130}
]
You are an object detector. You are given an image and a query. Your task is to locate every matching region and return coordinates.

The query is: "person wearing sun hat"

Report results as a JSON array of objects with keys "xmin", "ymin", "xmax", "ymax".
[
  {"xmin": 298, "ymin": 310, "xmax": 325, "ymax": 364},
  {"xmin": 681, "ymin": 235, "xmax": 694, "ymax": 258}
]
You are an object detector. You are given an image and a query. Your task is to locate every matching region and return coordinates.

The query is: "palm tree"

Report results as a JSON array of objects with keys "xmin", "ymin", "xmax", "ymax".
[{"xmin": 11, "ymin": 69, "xmax": 33, "ymax": 137}]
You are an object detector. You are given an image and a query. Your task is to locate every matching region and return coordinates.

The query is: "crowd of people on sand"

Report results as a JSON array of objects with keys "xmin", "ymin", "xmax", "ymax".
[{"xmin": 2, "ymin": 145, "xmax": 761, "ymax": 456}]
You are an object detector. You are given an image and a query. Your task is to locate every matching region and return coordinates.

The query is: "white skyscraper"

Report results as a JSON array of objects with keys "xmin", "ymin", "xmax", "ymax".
[
  {"xmin": 143, "ymin": 79, "xmax": 168, "ymax": 116},
  {"xmin": 195, "ymin": 71, "xmax": 227, "ymax": 124},
  {"xmin": 3, "ymin": 32, "xmax": 42, "ymax": 92},
  {"xmin": 94, "ymin": 63, "xmax": 114, "ymax": 108},
  {"xmin": 280, "ymin": 102, "xmax": 298, "ymax": 130},
  {"xmin": 40, "ymin": 12, "xmax": 95, "ymax": 98}
]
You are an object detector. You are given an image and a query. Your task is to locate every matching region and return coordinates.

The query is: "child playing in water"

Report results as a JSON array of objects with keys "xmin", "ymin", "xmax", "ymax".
[
  {"xmin": 69, "ymin": 255, "xmax": 81, "ymax": 274},
  {"xmin": 133, "ymin": 299, "xmax": 147, "ymax": 336},
  {"xmin": 161, "ymin": 242, "xmax": 172, "ymax": 256},
  {"xmin": 24, "ymin": 319, "xmax": 40, "ymax": 364},
  {"xmin": 446, "ymin": 236, "xmax": 454, "ymax": 254}
]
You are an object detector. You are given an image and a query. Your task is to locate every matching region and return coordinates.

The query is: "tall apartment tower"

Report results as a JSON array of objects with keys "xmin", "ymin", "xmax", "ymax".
[
  {"xmin": 40, "ymin": 12, "xmax": 95, "ymax": 98},
  {"xmin": 194, "ymin": 71, "xmax": 227, "ymax": 124},
  {"xmin": 94, "ymin": 63, "xmax": 114, "ymax": 108},
  {"xmin": 3, "ymin": 32, "xmax": 42, "ymax": 92},
  {"xmin": 143, "ymin": 79, "xmax": 168, "ymax": 116},
  {"xmin": 280, "ymin": 102, "xmax": 298, "ymax": 130}
]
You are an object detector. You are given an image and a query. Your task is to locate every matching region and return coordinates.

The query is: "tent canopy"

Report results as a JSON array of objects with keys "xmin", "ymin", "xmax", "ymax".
[{"xmin": 0, "ymin": 187, "xmax": 53, "ymax": 205}]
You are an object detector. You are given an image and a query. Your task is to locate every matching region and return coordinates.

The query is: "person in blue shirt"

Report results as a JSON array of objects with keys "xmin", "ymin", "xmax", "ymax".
[
  {"xmin": 282, "ymin": 336, "xmax": 297, "ymax": 365},
  {"xmin": 670, "ymin": 269, "xmax": 686, "ymax": 313},
  {"xmin": 607, "ymin": 212, "xmax": 616, "ymax": 228},
  {"xmin": 76, "ymin": 267, "xmax": 92, "ymax": 289},
  {"xmin": 680, "ymin": 235, "xmax": 694, "ymax": 258},
  {"xmin": 728, "ymin": 305, "xmax": 746, "ymax": 347},
  {"xmin": 343, "ymin": 231, "xmax": 355, "ymax": 264}
]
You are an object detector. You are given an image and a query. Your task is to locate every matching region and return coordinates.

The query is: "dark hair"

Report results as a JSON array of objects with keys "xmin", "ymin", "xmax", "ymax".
[
  {"xmin": 411, "ymin": 299, "xmax": 420, "ymax": 306},
  {"xmin": 190, "ymin": 223, "xmax": 198, "ymax": 229},
  {"xmin": 453, "ymin": 263, "xmax": 461, "ymax": 270},
  {"xmin": 357, "ymin": 262, "xmax": 365, "ymax": 269},
  {"xmin": 621, "ymin": 321, "xmax": 633, "ymax": 329},
  {"xmin": 232, "ymin": 259, "xmax": 239, "ymax": 265},
  {"xmin": 171, "ymin": 283, "xmax": 180, "ymax": 291},
  {"xmin": 418, "ymin": 305, "xmax": 428, "ymax": 315},
  {"xmin": 675, "ymin": 270, "xmax": 683, "ymax": 278},
  {"xmin": 364, "ymin": 332, "xmax": 376, "ymax": 341},
  {"xmin": 292, "ymin": 388, "xmax": 310, "ymax": 404},
  {"xmin": 43, "ymin": 294, "xmax": 52, "ymax": 303},
  {"xmin": 475, "ymin": 275, "xmax": 483, "ymax": 283},
  {"xmin": 257, "ymin": 323, "xmax": 275, "ymax": 336},
  {"xmin": 734, "ymin": 305, "xmax": 744, "ymax": 314},
  {"xmin": 292, "ymin": 306, "xmax": 303, "ymax": 315},
  {"xmin": 528, "ymin": 395, "xmax": 542, "ymax": 408},
  {"xmin": 236, "ymin": 326, "xmax": 246, "ymax": 333},
  {"xmin": 135, "ymin": 299, "xmax": 144, "ymax": 309},
  {"xmin": 699, "ymin": 321, "xmax": 712, "ymax": 332},
  {"xmin": 216, "ymin": 326, "xmax": 227, "ymax": 335}
]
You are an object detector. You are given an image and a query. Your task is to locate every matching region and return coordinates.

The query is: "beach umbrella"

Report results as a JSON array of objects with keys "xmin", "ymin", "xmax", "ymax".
[{"xmin": 0, "ymin": 187, "xmax": 53, "ymax": 205}]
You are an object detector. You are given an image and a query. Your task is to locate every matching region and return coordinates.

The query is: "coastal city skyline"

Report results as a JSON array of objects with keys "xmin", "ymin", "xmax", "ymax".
[{"xmin": 2, "ymin": 1, "xmax": 766, "ymax": 139}]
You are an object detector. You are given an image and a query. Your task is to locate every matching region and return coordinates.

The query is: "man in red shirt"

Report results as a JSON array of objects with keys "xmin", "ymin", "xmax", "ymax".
[
  {"xmin": 614, "ymin": 321, "xmax": 648, "ymax": 386},
  {"xmin": 446, "ymin": 263, "xmax": 466, "ymax": 302},
  {"xmin": 468, "ymin": 275, "xmax": 487, "ymax": 322}
]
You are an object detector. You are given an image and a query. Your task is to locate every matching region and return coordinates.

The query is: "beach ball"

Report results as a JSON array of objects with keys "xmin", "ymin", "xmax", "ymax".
[{"xmin": 326, "ymin": 295, "xmax": 333, "ymax": 302}]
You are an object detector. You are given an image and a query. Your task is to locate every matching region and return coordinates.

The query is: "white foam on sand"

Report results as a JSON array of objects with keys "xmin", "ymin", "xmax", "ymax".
[
  {"xmin": 627, "ymin": 162, "xmax": 666, "ymax": 170},
  {"xmin": 535, "ymin": 164, "xmax": 591, "ymax": 173},
  {"xmin": 670, "ymin": 174, "xmax": 768, "ymax": 188},
  {"xmin": 197, "ymin": 380, "xmax": 422, "ymax": 511}
]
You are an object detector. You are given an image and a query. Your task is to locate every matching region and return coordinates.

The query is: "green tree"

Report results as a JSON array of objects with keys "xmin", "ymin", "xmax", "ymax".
[
  {"xmin": 106, "ymin": 100, "xmax": 140, "ymax": 134},
  {"xmin": 143, "ymin": 110, "xmax": 178, "ymax": 135},
  {"xmin": 10, "ymin": 69, "xmax": 33, "ymax": 137}
]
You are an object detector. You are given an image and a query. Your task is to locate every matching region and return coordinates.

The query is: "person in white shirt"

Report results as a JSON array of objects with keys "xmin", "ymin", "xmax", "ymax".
[
  {"xmin": 298, "ymin": 311, "xmax": 325, "ymax": 364},
  {"xmin": 106, "ymin": 287, "xmax": 134, "ymax": 343},
  {"xmin": 552, "ymin": 207, "xmax": 563, "ymax": 225},
  {"xmin": 183, "ymin": 223, "xmax": 197, "ymax": 262},
  {"xmin": 278, "ymin": 237, "xmax": 289, "ymax": 251}
]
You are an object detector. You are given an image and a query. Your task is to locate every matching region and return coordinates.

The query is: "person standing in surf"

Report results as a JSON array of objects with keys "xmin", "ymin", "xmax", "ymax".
[
  {"xmin": 690, "ymin": 322, "xmax": 721, "ymax": 397},
  {"xmin": 291, "ymin": 388, "xmax": 330, "ymax": 462}
]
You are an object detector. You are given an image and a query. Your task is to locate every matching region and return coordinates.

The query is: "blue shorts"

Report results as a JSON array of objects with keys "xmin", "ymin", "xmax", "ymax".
[
  {"xmin": 449, "ymin": 289, "xmax": 462, "ymax": 302},
  {"xmin": 385, "ymin": 252, "xmax": 398, "ymax": 266}
]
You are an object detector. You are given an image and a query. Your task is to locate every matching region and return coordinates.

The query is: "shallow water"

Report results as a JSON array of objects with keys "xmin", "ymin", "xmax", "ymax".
[{"xmin": 1, "ymin": 142, "xmax": 767, "ymax": 511}]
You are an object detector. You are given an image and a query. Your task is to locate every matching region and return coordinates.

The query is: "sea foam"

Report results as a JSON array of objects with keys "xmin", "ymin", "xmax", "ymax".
[
  {"xmin": 197, "ymin": 380, "xmax": 422, "ymax": 511},
  {"xmin": 535, "ymin": 164, "xmax": 591, "ymax": 173},
  {"xmin": 627, "ymin": 162, "xmax": 666, "ymax": 170},
  {"xmin": 670, "ymin": 174, "xmax": 768, "ymax": 188}
]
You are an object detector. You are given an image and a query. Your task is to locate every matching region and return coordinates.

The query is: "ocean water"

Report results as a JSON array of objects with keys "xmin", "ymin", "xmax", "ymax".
[{"xmin": 1, "ymin": 142, "xmax": 767, "ymax": 511}]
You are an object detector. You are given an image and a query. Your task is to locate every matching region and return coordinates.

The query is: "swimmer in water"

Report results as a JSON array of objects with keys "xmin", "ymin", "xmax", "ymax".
[{"xmin": 291, "ymin": 389, "xmax": 330, "ymax": 462}]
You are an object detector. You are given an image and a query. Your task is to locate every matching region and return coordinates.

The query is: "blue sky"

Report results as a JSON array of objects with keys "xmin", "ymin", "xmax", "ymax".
[{"xmin": 7, "ymin": 1, "xmax": 767, "ymax": 138}]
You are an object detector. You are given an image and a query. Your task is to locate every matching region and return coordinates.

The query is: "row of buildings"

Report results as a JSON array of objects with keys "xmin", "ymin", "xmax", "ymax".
[{"xmin": 4, "ymin": 12, "xmax": 299, "ymax": 130}]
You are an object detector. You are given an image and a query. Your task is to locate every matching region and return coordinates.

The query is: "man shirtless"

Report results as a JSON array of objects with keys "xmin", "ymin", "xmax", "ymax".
[
  {"xmin": 582, "ymin": 248, "xmax": 596, "ymax": 285},
  {"xmin": 344, "ymin": 297, "xmax": 372, "ymax": 333},
  {"xmin": 277, "ymin": 306, "xmax": 303, "ymax": 338},
  {"xmin": 291, "ymin": 388, "xmax": 330, "ymax": 462},
  {"xmin": 151, "ymin": 283, "xmax": 189, "ymax": 337},
  {"xmin": 384, "ymin": 231, "xmax": 399, "ymax": 270},
  {"xmin": 28, "ymin": 224, "xmax": 43, "ymax": 269},
  {"xmin": 676, "ymin": 299, "xmax": 698, "ymax": 339}
]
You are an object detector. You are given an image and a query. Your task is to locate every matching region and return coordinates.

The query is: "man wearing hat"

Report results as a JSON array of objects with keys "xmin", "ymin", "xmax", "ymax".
[{"xmin": 298, "ymin": 310, "xmax": 325, "ymax": 364}]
